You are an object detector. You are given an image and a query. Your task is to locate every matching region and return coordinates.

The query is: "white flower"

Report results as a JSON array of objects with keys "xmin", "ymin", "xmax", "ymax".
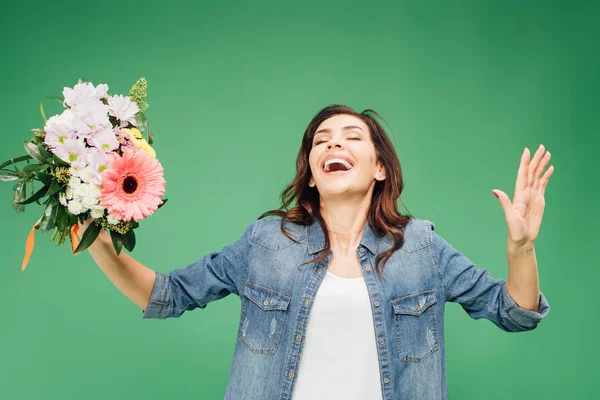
[
  {"xmin": 65, "ymin": 186, "xmax": 74, "ymax": 199},
  {"xmin": 72, "ymin": 100, "xmax": 111, "ymax": 139},
  {"xmin": 59, "ymin": 192, "xmax": 68, "ymax": 207},
  {"xmin": 88, "ymin": 184, "xmax": 101, "ymax": 197},
  {"xmin": 106, "ymin": 214, "xmax": 120, "ymax": 225},
  {"xmin": 82, "ymin": 195, "xmax": 98, "ymax": 209},
  {"xmin": 68, "ymin": 176, "xmax": 81, "ymax": 187},
  {"xmin": 67, "ymin": 199, "xmax": 85, "ymax": 215},
  {"xmin": 62, "ymin": 81, "xmax": 109, "ymax": 108},
  {"xmin": 69, "ymin": 164, "xmax": 82, "ymax": 177},
  {"xmin": 43, "ymin": 109, "xmax": 76, "ymax": 150},
  {"xmin": 75, "ymin": 183, "xmax": 90, "ymax": 197},
  {"xmin": 107, "ymin": 95, "xmax": 139, "ymax": 126},
  {"xmin": 79, "ymin": 166, "xmax": 96, "ymax": 183},
  {"xmin": 90, "ymin": 206, "xmax": 105, "ymax": 218},
  {"xmin": 88, "ymin": 126, "xmax": 119, "ymax": 152},
  {"xmin": 54, "ymin": 137, "xmax": 86, "ymax": 165}
]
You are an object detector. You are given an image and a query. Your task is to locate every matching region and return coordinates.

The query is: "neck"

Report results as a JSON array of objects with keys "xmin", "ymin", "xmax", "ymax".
[{"xmin": 320, "ymin": 190, "xmax": 372, "ymax": 256}]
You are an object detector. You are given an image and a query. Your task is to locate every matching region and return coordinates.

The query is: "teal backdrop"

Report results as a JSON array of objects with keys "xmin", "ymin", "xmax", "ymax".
[{"xmin": 1, "ymin": 0, "xmax": 597, "ymax": 398}]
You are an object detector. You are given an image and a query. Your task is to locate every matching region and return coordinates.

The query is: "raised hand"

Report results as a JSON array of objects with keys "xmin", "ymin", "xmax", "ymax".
[{"xmin": 492, "ymin": 144, "xmax": 555, "ymax": 247}]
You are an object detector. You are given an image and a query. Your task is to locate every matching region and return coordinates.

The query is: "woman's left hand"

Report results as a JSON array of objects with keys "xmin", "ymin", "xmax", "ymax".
[{"xmin": 492, "ymin": 144, "xmax": 555, "ymax": 247}]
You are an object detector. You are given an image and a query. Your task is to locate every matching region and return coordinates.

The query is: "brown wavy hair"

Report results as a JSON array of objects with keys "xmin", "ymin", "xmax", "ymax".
[{"xmin": 258, "ymin": 104, "xmax": 414, "ymax": 278}]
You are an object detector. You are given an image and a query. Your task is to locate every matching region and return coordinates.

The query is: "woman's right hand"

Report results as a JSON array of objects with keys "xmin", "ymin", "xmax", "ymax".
[{"xmin": 75, "ymin": 217, "xmax": 110, "ymax": 248}]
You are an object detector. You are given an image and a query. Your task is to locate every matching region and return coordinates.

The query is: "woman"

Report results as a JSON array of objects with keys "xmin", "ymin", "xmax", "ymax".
[{"xmin": 79, "ymin": 105, "xmax": 553, "ymax": 400}]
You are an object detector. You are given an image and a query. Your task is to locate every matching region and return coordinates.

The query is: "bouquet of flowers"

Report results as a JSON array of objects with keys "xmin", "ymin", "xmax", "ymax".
[{"xmin": 1, "ymin": 78, "xmax": 167, "ymax": 271}]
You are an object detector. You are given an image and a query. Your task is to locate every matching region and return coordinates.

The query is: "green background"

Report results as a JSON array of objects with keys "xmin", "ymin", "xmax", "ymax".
[{"xmin": 1, "ymin": 0, "xmax": 597, "ymax": 398}]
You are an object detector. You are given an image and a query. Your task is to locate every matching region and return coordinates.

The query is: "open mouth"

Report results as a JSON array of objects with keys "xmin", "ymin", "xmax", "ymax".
[{"xmin": 323, "ymin": 158, "xmax": 354, "ymax": 175}]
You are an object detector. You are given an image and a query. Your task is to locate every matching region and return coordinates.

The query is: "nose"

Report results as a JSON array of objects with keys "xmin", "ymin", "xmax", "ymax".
[{"xmin": 326, "ymin": 140, "xmax": 343, "ymax": 150}]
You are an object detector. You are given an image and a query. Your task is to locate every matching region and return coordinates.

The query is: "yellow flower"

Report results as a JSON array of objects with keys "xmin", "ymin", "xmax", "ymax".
[
  {"xmin": 123, "ymin": 128, "xmax": 156, "ymax": 158},
  {"xmin": 123, "ymin": 127, "xmax": 143, "ymax": 140}
]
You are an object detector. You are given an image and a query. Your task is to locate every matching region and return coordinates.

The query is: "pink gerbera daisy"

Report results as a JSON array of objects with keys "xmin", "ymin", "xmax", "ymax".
[{"xmin": 100, "ymin": 151, "xmax": 166, "ymax": 222}]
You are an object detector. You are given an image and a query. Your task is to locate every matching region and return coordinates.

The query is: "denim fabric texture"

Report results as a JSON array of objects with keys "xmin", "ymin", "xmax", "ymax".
[{"xmin": 142, "ymin": 217, "xmax": 550, "ymax": 400}]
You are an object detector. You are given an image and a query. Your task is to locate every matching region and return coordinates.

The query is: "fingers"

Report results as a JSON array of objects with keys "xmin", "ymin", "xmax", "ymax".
[
  {"xmin": 515, "ymin": 147, "xmax": 530, "ymax": 194},
  {"xmin": 534, "ymin": 151, "xmax": 551, "ymax": 188}
]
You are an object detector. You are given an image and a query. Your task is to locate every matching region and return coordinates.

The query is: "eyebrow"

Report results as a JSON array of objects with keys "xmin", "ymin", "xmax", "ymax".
[{"xmin": 314, "ymin": 125, "xmax": 365, "ymax": 137}]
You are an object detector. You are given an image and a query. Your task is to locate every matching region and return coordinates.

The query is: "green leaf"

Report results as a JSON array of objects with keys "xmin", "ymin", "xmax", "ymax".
[
  {"xmin": 109, "ymin": 230, "xmax": 123, "ymax": 256},
  {"xmin": 122, "ymin": 228, "xmax": 136, "ymax": 252},
  {"xmin": 46, "ymin": 96, "xmax": 64, "ymax": 105},
  {"xmin": 73, "ymin": 222, "xmax": 101, "ymax": 254},
  {"xmin": 52, "ymin": 153, "xmax": 70, "ymax": 168},
  {"xmin": 39, "ymin": 197, "xmax": 59, "ymax": 232},
  {"xmin": 12, "ymin": 181, "xmax": 26, "ymax": 213},
  {"xmin": 34, "ymin": 171, "xmax": 53, "ymax": 186},
  {"xmin": 157, "ymin": 198, "xmax": 168, "ymax": 210},
  {"xmin": 22, "ymin": 163, "xmax": 49, "ymax": 178},
  {"xmin": 0, "ymin": 155, "xmax": 32, "ymax": 170},
  {"xmin": 130, "ymin": 220, "xmax": 140, "ymax": 229},
  {"xmin": 46, "ymin": 178, "xmax": 64, "ymax": 197},
  {"xmin": 23, "ymin": 141, "xmax": 52, "ymax": 164},
  {"xmin": 134, "ymin": 112, "xmax": 147, "ymax": 133},
  {"xmin": 16, "ymin": 184, "xmax": 49, "ymax": 205},
  {"xmin": 0, "ymin": 169, "xmax": 19, "ymax": 181},
  {"xmin": 147, "ymin": 123, "xmax": 153, "ymax": 145},
  {"xmin": 40, "ymin": 100, "xmax": 47, "ymax": 123},
  {"xmin": 30, "ymin": 128, "xmax": 45, "ymax": 135}
]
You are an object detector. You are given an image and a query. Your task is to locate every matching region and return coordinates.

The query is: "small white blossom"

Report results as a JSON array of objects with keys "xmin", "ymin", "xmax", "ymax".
[
  {"xmin": 107, "ymin": 214, "xmax": 120, "ymax": 225},
  {"xmin": 90, "ymin": 206, "xmax": 105, "ymax": 219},
  {"xmin": 59, "ymin": 192, "xmax": 68, "ymax": 207},
  {"xmin": 75, "ymin": 183, "xmax": 90, "ymax": 197},
  {"xmin": 82, "ymin": 195, "xmax": 98, "ymax": 208},
  {"xmin": 67, "ymin": 199, "xmax": 84, "ymax": 215}
]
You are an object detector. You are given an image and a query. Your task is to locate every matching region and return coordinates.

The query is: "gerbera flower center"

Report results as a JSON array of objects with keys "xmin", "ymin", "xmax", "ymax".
[{"xmin": 122, "ymin": 175, "xmax": 138, "ymax": 194}]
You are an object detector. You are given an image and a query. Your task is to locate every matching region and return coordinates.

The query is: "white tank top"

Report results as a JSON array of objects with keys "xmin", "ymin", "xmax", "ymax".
[{"xmin": 291, "ymin": 270, "xmax": 383, "ymax": 400}]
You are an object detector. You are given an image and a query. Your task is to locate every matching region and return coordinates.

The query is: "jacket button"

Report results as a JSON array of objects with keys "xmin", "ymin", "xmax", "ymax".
[
  {"xmin": 304, "ymin": 298, "xmax": 310, "ymax": 306},
  {"xmin": 384, "ymin": 377, "xmax": 389, "ymax": 384},
  {"xmin": 415, "ymin": 303, "xmax": 420, "ymax": 311},
  {"xmin": 373, "ymin": 301, "xmax": 380, "ymax": 307},
  {"xmin": 288, "ymin": 370, "xmax": 294, "ymax": 379},
  {"xmin": 365, "ymin": 266, "xmax": 371, "ymax": 271},
  {"xmin": 379, "ymin": 339, "xmax": 385, "ymax": 345},
  {"xmin": 296, "ymin": 334, "xmax": 302, "ymax": 343},
  {"xmin": 263, "ymin": 299, "xmax": 269, "ymax": 306},
  {"xmin": 359, "ymin": 247, "xmax": 365, "ymax": 253},
  {"xmin": 317, "ymin": 268, "xmax": 322, "ymax": 274}
]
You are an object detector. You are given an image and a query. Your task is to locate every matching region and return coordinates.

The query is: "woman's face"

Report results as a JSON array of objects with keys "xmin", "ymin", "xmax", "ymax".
[{"xmin": 308, "ymin": 114, "xmax": 385, "ymax": 197}]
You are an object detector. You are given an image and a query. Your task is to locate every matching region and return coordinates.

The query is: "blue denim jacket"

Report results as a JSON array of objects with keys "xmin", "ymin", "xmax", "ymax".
[{"xmin": 142, "ymin": 217, "xmax": 550, "ymax": 399}]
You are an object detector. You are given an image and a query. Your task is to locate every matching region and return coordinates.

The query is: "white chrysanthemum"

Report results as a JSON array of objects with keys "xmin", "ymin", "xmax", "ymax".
[
  {"xmin": 69, "ymin": 164, "xmax": 83, "ymax": 177},
  {"xmin": 65, "ymin": 186, "xmax": 74, "ymax": 199},
  {"xmin": 90, "ymin": 206, "xmax": 105, "ymax": 219},
  {"xmin": 62, "ymin": 81, "xmax": 109, "ymax": 108},
  {"xmin": 106, "ymin": 214, "xmax": 120, "ymax": 225},
  {"xmin": 82, "ymin": 195, "xmax": 98, "ymax": 209},
  {"xmin": 67, "ymin": 199, "xmax": 85, "ymax": 215},
  {"xmin": 59, "ymin": 192, "xmax": 68, "ymax": 207},
  {"xmin": 54, "ymin": 137, "xmax": 87, "ymax": 166},
  {"xmin": 75, "ymin": 183, "xmax": 90, "ymax": 197},
  {"xmin": 68, "ymin": 176, "xmax": 81, "ymax": 187},
  {"xmin": 107, "ymin": 95, "xmax": 139, "ymax": 126},
  {"xmin": 72, "ymin": 101, "xmax": 111, "ymax": 139},
  {"xmin": 79, "ymin": 166, "xmax": 96, "ymax": 183},
  {"xmin": 88, "ymin": 184, "xmax": 101, "ymax": 197},
  {"xmin": 89, "ymin": 126, "xmax": 120, "ymax": 152}
]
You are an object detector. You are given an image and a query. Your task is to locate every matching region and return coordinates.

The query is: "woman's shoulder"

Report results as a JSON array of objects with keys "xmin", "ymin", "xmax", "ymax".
[{"xmin": 248, "ymin": 216, "xmax": 306, "ymax": 251}]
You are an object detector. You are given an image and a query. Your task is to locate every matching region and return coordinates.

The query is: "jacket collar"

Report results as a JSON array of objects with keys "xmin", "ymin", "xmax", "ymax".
[{"xmin": 306, "ymin": 217, "xmax": 382, "ymax": 255}]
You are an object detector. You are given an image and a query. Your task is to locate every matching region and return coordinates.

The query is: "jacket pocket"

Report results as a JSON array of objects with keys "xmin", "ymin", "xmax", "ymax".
[
  {"xmin": 392, "ymin": 289, "xmax": 440, "ymax": 362},
  {"xmin": 238, "ymin": 281, "xmax": 291, "ymax": 354}
]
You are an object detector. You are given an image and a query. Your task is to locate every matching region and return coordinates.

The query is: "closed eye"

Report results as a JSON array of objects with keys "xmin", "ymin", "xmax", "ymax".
[{"xmin": 313, "ymin": 137, "xmax": 361, "ymax": 146}]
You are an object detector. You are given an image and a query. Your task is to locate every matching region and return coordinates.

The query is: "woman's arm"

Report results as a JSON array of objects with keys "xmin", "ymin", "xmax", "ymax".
[{"xmin": 78, "ymin": 222, "xmax": 156, "ymax": 311}]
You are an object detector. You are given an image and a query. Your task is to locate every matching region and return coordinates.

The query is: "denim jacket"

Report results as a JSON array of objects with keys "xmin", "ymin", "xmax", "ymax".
[{"xmin": 142, "ymin": 216, "xmax": 550, "ymax": 399}]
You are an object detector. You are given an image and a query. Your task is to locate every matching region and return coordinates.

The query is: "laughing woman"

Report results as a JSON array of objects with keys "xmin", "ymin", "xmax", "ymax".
[{"xmin": 78, "ymin": 105, "xmax": 552, "ymax": 400}]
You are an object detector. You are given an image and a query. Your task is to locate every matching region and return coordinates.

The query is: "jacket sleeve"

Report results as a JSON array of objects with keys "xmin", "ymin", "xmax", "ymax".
[
  {"xmin": 141, "ymin": 220, "xmax": 256, "ymax": 319},
  {"xmin": 430, "ymin": 222, "xmax": 550, "ymax": 332}
]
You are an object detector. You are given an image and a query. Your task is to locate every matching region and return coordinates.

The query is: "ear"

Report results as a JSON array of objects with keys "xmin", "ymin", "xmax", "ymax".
[
  {"xmin": 375, "ymin": 162, "xmax": 386, "ymax": 181},
  {"xmin": 309, "ymin": 176, "xmax": 315, "ymax": 187}
]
